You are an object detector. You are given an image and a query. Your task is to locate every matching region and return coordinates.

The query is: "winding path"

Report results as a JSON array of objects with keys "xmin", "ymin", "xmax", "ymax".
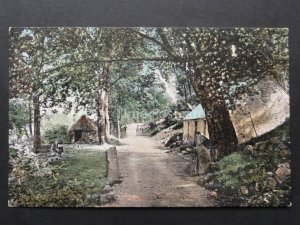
[{"xmin": 107, "ymin": 124, "xmax": 214, "ymax": 207}]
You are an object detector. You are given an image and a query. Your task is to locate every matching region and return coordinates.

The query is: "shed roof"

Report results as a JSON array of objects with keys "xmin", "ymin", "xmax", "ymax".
[{"xmin": 184, "ymin": 104, "xmax": 206, "ymax": 120}]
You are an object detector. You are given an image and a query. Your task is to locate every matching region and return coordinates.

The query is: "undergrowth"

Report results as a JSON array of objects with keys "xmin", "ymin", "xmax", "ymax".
[{"xmin": 9, "ymin": 147, "xmax": 107, "ymax": 207}]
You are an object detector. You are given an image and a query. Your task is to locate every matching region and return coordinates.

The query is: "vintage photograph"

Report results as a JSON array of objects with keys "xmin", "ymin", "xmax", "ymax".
[{"xmin": 8, "ymin": 27, "xmax": 290, "ymax": 207}]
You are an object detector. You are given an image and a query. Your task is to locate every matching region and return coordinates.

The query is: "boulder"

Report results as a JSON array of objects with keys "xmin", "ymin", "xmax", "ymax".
[
  {"xmin": 244, "ymin": 145, "xmax": 254, "ymax": 155},
  {"xmin": 197, "ymin": 144, "xmax": 211, "ymax": 175},
  {"xmin": 275, "ymin": 162, "xmax": 291, "ymax": 184},
  {"xmin": 106, "ymin": 146, "xmax": 120, "ymax": 185},
  {"xmin": 208, "ymin": 191, "xmax": 218, "ymax": 199},
  {"xmin": 254, "ymin": 141, "xmax": 269, "ymax": 151},
  {"xmin": 240, "ymin": 186, "xmax": 249, "ymax": 195},
  {"xmin": 104, "ymin": 184, "xmax": 113, "ymax": 192}
]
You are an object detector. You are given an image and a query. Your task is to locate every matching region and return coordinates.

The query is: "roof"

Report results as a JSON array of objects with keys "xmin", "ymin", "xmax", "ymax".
[
  {"xmin": 184, "ymin": 104, "xmax": 206, "ymax": 120},
  {"xmin": 69, "ymin": 115, "xmax": 97, "ymax": 132}
]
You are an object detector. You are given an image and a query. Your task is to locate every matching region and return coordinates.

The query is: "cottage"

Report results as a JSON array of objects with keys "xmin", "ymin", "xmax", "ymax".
[
  {"xmin": 183, "ymin": 104, "xmax": 209, "ymax": 143},
  {"xmin": 69, "ymin": 115, "xmax": 98, "ymax": 144}
]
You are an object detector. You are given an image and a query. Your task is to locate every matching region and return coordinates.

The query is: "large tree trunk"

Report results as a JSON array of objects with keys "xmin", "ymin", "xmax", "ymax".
[
  {"xmin": 202, "ymin": 100, "xmax": 238, "ymax": 157},
  {"xmin": 32, "ymin": 94, "xmax": 41, "ymax": 152},
  {"xmin": 193, "ymin": 80, "xmax": 238, "ymax": 158}
]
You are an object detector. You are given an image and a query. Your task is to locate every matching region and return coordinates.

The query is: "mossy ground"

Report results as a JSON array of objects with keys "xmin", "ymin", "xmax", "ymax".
[
  {"xmin": 208, "ymin": 120, "xmax": 291, "ymax": 207},
  {"xmin": 9, "ymin": 147, "xmax": 107, "ymax": 207}
]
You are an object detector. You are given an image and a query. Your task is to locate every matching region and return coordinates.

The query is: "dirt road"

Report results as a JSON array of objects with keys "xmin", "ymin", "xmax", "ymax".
[{"xmin": 107, "ymin": 124, "xmax": 214, "ymax": 207}]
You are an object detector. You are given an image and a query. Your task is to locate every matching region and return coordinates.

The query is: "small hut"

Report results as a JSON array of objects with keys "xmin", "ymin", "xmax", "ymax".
[
  {"xmin": 69, "ymin": 115, "xmax": 98, "ymax": 144},
  {"xmin": 183, "ymin": 104, "xmax": 209, "ymax": 143}
]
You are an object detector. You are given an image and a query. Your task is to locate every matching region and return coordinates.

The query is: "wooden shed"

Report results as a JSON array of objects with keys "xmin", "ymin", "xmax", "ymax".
[
  {"xmin": 69, "ymin": 115, "xmax": 98, "ymax": 144},
  {"xmin": 183, "ymin": 104, "xmax": 209, "ymax": 143}
]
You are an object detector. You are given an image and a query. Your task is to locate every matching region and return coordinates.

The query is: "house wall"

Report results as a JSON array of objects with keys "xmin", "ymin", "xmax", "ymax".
[
  {"xmin": 183, "ymin": 119, "xmax": 209, "ymax": 142},
  {"xmin": 71, "ymin": 130, "xmax": 98, "ymax": 144}
]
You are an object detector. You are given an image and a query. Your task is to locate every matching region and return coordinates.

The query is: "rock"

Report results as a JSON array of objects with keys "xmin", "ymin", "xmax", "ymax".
[
  {"xmin": 185, "ymin": 148, "xmax": 193, "ymax": 153},
  {"xmin": 85, "ymin": 194, "xmax": 100, "ymax": 204},
  {"xmin": 275, "ymin": 162, "xmax": 291, "ymax": 184},
  {"xmin": 265, "ymin": 177, "xmax": 277, "ymax": 190},
  {"xmin": 173, "ymin": 147, "xmax": 181, "ymax": 153},
  {"xmin": 106, "ymin": 146, "xmax": 120, "ymax": 185},
  {"xmin": 180, "ymin": 145, "xmax": 187, "ymax": 151},
  {"xmin": 255, "ymin": 182, "xmax": 261, "ymax": 191},
  {"xmin": 196, "ymin": 177, "xmax": 205, "ymax": 186},
  {"xmin": 197, "ymin": 145, "xmax": 211, "ymax": 175},
  {"xmin": 267, "ymin": 144, "xmax": 273, "ymax": 151},
  {"xmin": 278, "ymin": 142, "xmax": 288, "ymax": 150},
  {"xmin": 104, "ymin": 184, "xmax": 112, "ymax": 192},
  {"xmin": 270, "ymin": 137, "xmax": 280, "ymax": 144},
  {"xmin": 281, "ymin": 134, "xmax": 289, "ymax": 142},
  {"xmin": 240, "ymin": 186, "xmax": 249, "ymax": 195},
  {"xmin": 203, "ymin": 173, "xmax": 216, "ymax": 183},
  {"xmin": 254, "ymin": 141, "xmax": 269, "ymax": 151},
  {"xmin": 208, "ymin": 191, "xmax": 218, "ymax": 199},
  {"xmin": 244, "ymin": 145, "xmax": 254, "ymax": 155},
  {"xmin": 267, "ymin": 172, "xmax": 273, "ymax": 176},
  {"xmin": 208, "ymin": 181, "xmax": 214, "ymax": 188},
  {"xmin": 164, "ymin": 150, "xmax": 170, "ymax": 154},
  {"xmin": 165, "ymin": 133, "xmax": 179, "ymax": 147},
  {"xmin": 100, "ymin": 193, "xmax": 116, "ymax": 205}
]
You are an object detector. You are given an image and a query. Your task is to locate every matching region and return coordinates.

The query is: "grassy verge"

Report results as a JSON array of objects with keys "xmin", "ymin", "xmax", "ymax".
[
  {"xmin": 9, "ymin": 147, "xmax": 107, "ymax": 207},
  {"xmin": 205, "ymin": 120, "xmax": 291, "ymax": 207}
]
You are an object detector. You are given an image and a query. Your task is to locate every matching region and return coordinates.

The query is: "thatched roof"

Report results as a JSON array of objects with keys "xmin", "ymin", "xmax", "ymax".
[{"xmin": 69, "ymin": 115, "xmax": 97, "ymax": 132}]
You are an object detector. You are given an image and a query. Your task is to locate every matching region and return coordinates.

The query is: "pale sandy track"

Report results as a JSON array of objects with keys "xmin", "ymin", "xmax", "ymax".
[{"xmin": 106, "ymin": 124, "xmax": 214, "ymax": 207}]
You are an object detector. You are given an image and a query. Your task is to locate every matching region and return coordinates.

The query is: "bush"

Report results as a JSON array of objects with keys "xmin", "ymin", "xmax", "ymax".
[
  {"xmin": 44, "ymin": 125, "xmax": 70, "ymax": 144},
  {"xmin": 217, "ymin": 152, "xmax": 267, "ymax": 190}
]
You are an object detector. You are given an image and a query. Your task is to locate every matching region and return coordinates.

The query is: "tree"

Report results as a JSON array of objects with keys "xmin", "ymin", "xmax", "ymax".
[
  {"xmin": 9, "ymin": 28, "xmax": 57, "ymax": 151},
  {"xmin": 40, "ymin": 28, "xmax": 145, "ymax": 144},
  {"xmin": 132, "ymin": 28, "xmax": 288, "ymax": 157},
  {"xmin": 9, "ymin": 98, "xmax": 30, "ymax": 137}
]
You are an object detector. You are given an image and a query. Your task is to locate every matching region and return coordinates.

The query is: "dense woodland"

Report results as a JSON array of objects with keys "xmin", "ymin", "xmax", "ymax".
[{"xmin": 9, "ymin": 28, "xmax": 290, "ymax": 207}]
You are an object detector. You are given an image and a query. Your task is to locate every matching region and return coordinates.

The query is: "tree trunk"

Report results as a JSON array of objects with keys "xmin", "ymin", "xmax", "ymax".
[
  {"xmin": 96, "ymin": 108, "xmax": 103, "ymax": 145},
  {"xmin": 193, "ymin": 80, "xmax": 238, "ymax": 158},
  {"xmin": 104, "ymin": 92, "xmax": 110, "ymax": 142},
  {"xmin": 32, "ymin": 94, "xmax": 41, "ymax": 152},
  {"xmin": 99, "ymin": 90, "xmax": 110, "ymax": 143},
  {"xmin": 99, "ymin": 64, "xmax": 110, "ymax": 143},
  {"xmin": 28, "ymin": 100, "xmax": 32, "ymax": 136},
  {"xmin": 203, "ymin": 100, "xmax": 238, "ymax": 157}
]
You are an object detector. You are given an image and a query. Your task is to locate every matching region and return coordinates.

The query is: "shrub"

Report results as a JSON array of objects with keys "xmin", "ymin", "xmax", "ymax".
[{"xmin": 44, "ymin": 125, "xmax": 70, "ymax": 144}]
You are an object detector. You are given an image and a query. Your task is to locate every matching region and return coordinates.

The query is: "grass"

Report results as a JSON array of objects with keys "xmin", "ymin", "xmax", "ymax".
[
  {"xmin": 217, "ymin": 152, "xmax": 266, "ymax": 189},
  {"xmin": 54, "ymin": 147, "xmax": 107, "ymax": 195},
  {"xmin": 9, "ymin": 146, "xmax": 107, "ymax": 207},
  {"xmin": 211, "ymin": 120, "xmax": 291, "ymax": 206}
]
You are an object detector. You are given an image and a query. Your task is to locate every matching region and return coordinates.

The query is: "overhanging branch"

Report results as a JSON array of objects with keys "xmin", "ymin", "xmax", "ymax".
[{"xmin": 42, "ymin": 57, "xmax": 180, "ymax": 74}]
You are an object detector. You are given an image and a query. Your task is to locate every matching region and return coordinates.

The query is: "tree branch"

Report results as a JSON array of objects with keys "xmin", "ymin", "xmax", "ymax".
[
  {"xmin": 42, "ymin": 57, "xmax": 179, "ymax": 74},
  {"xmin": 129, "ymin": 28, "xmax": 180, "ymax": 60}
]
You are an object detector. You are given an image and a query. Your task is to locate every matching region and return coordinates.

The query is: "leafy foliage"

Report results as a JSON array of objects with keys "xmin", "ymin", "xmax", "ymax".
[
  {"xmin": 43, "ymin": 124, "xmax": 70, "ymax": 144},
  {"xmin": 9, "ymin": 98, "xmax": 30, "ymax": 136},
  {"xmin": 9, "ymin": 147, "xmax": 107, "ymax": 207}
]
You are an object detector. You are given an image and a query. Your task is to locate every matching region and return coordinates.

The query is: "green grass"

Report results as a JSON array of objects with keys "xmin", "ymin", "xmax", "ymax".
[
  {"xmin": 9, "ymin": 147, "xmax": 107, "ymax": 207},
  {"xmin": 217, "ymin": 152, "xmax": 266, "ymax": 189},
  {"xmin": 54, "ymin": 147, "xmax": 107, "ymax": 195}
]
